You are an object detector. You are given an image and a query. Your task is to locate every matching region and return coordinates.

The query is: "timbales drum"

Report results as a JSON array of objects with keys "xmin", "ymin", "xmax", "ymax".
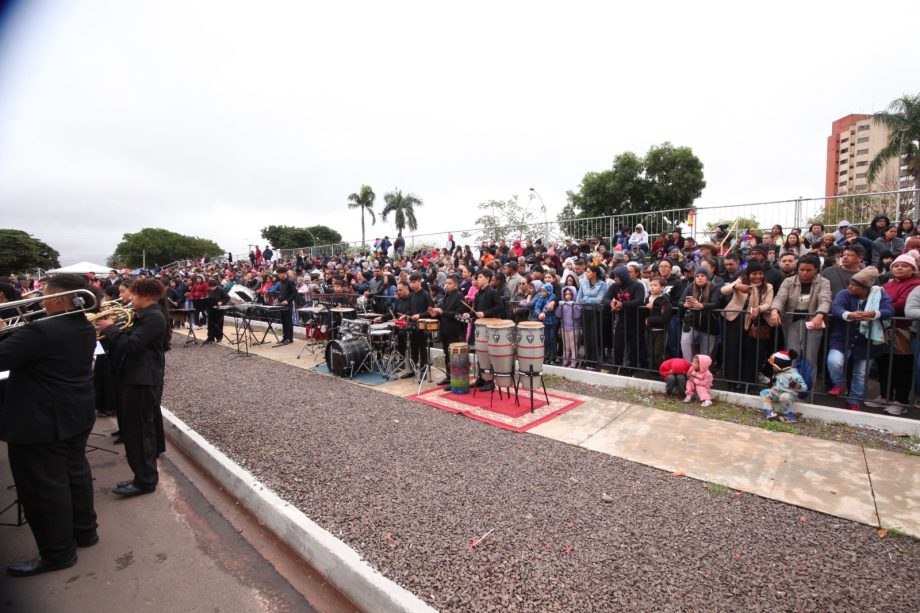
[
  {"xmin": 449, "ymin": 342, "xmax": 470, "ymax": 395},
  {"xmin": 487, "ymin": 320, "xmax": 516, "ymax": 388},
  {"xmin": 325, "ymin": 337, "xmax": 370, "ymax": 378},
  {"xmin": 418, "ymin": 318, "xmax": 440, "ymax": 332}
]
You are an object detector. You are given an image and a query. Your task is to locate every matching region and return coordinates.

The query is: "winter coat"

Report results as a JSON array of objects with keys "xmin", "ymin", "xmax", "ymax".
[
  {"xmin": 770, "ymin": 368, "xmax": 808, "ymax": 395},
  {"xmin": 873, "ymin": 236, "xmax": 905, "ymax": 264},
  {"xmin": 604, "ymin": 266, "xmax": 646, "ymax": 329},
  {"xmin": 720, "ymin": 278, "xmax": 773, "ymax": 328},
  {"xmin": 829, "ymin": 287, "xmax": 894, "ymax": 360},
  {"xmin": 770, "ymin": 274, "xmax": 833, "ymax": 325},
  {"xmin": 628, "ymin": 225, "xmax": 649, "ymax": 248},
  {"xmin": 862, "ymin": 215, "xmax": 891, "ymax": 242},
  {"xmin": 687, "ymin": 354, "xmax": 713, "ymax": 389},
  {"xmin": 680, "ymin": 282, "xmax": 722, "ymax": 334},
  {"xmin": 659, "ymin": 358, "xmax": 691, "ymax": 378},
  {"xmin": 646, "ymin": 295, "xmax": 672, "ymax": 330}
]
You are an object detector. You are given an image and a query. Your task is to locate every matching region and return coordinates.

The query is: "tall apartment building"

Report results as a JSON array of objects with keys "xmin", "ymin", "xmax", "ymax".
[{"xmin": 825, "ymin": 114, "xmax": 904, "ymax": 197}]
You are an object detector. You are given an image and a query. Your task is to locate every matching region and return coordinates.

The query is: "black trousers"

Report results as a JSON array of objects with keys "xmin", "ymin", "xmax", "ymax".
[
  {"xmin": 206, "ymin": 308, "xmax": 225, "ymax": 342},
  {"xmin": 409, "ymin": 329, "xmax": 429, "ymax": 369},
  {"xmin": 8, "ymin": 430, "xmax": 97, "ymax": 562},
  {"xmin": 280, "ymin": 306, "xmax": 293, "ymax": 341},
  {"xmin": 121, "ymin": 384, "xmax": 161, "ymax": 489},
  {"xmin": 440, "ymin": 329, "xmax": 466, "ymax": 355}
]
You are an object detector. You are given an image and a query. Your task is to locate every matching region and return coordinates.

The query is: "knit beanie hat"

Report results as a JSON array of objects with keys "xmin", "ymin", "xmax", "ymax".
[
  {"xmin": 769, "ymin": 349, "xmax": 798, "ymax": 370},
  {"xmin": 850, "ymin": 266, "xmax": 879, "ymax": 288},
  {"xmin": 745, "ymin": 261, "xmax": 764, "ymax": 274},
  {"xmin": 893, "ymin": 254, "xmax": 918, "ymax": 271},
  {"xmin": 694, "ymin": 265, "xmax": 711, "ymax": 279}
]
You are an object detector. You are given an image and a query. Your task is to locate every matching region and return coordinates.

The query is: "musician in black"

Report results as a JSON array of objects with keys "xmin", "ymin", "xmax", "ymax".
[
  {"xmin": 469, "ymin": 269, "xmax": 506, "ymax": 391},
  {"xmin": 203, "ymin": 278, "xmax": 230, "ymax": 344},
  {"xmin": 273, "ymin": 268, "xmax": 297, "ymax": 346},
  {"xmin": 429, "ymin": 274, "xmax": 467, "ymax": 387},
  {"xmin": 96, "ymin": 278, "xmax": 168, "ymax": 498},
  {"xmin": 0, "ymin": 274, "xmax": 98, "ymax": 576},
  {"xmin": 373, "ymin": 281, "xmax": 410, "ymax": 323},
  {"xmin": 407, "ymin": 272, "xmax": 434, "ymax": 371}
]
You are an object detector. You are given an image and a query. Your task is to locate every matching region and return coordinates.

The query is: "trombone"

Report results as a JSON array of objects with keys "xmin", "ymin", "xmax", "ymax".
[{"xmin": 0, "ymin": 289, "xmax": 98, "ymax": 336}]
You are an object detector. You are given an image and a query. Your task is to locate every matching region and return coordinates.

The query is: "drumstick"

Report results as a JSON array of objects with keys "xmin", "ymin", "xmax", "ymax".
[{"xmin": 461, "ymin": 300, "xmax": 475, "ymax": 312}]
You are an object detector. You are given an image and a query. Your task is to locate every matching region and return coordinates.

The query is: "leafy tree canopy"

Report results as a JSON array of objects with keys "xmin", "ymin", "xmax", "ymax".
[
  {"xmin": 463, "ymin": 195, "xmax": 548, "ymax": 243},
  {"xmin": 0, "ymin": 229, "xmax": 60, "ymax": 275},
  {"xmin": 260, "ymin": 225, "xmax": 342, "ymax": 249},
  {"xmin": 564, "ymin": 142, "xmax": 706, "ymax": 219},
  {"xmin": 109, "ymin": 228, "xmax": 221, "ymax": 268}
]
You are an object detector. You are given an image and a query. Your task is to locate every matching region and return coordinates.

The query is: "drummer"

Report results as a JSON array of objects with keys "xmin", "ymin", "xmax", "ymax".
[
  {"xmin": 407, "ymin": 273, "xmax": 434, "ymax": 371},
  {"xmin": 427, "ymin": 274, "xmax": 467, "ymax": 387},
  {"xmin": 372, "ymin": 280, "xmax": 410, "ymax": 324}
]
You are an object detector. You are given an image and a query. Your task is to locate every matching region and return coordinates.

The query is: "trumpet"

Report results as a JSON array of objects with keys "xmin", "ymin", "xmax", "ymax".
[
  {"xmin": 86, "ymin": 302, "xmax": 134, "ymax": 339},
  {"xmin": 0, "ymin": 289, "xmax": 98, "ymax": 336}
]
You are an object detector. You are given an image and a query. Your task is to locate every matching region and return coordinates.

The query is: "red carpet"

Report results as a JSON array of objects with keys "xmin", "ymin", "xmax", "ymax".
[{"xmin": 408, "ymin": 385, "xmax": 583, "ymax": 433}]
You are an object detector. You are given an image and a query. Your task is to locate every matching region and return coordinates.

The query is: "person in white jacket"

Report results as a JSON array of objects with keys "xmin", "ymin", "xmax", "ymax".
[{"xmin": 628, "ymin": 224, "xmax": 649, "ymax": 252}]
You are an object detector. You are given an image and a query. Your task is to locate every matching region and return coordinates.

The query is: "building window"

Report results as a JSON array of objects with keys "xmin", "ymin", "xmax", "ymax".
[
  {"xmin": 856, "ymin": 184, "xmax": 868, "ymax": 192},
  {"xmin": 841, "ymin": 137, "xmax": 849, "ymax": 143},
  {"xmin": 856, "ymin": 172, "xmax": 867, "ymax": 179},
  {"xmin": 857, "ymin": 136, "xmax": 869, "ymax": 143},
  {"xmin": 839, "ymin": 180, "xmax": 847, "ymax": 187},
  {"xmin": 857, "ymin": 149, "xmax": 869, "ymax": 155},
  {"xmin": 840, "ymin": 158, "xmax": 848, "ymax": 165},
  {"xmin": 840, "ymin": 169, "xmax": 848, "ymax": 176},
  {"xmin": 855, "ymin": 161, "xmax": 868, "ymax": 167},
  {"xmin": 858, "ymin": 124, "xmax": 871, "ymax": 131},
  {"xmin": 840, "ymin": 147, "xmax": 849, "ymax": 154}
]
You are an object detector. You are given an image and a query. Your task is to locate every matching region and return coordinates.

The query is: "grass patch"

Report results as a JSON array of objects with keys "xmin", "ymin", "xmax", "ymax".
[
  {"xmin": 705, "ymin": 481, "xmax": 731, "ymax": 495},
  {"xmin": 885, "ymin": 527, "xmax": 910, "ymax": 539},
  {"xmin": 761, "ymin": 421, "xmax": 801, "ymax": 435}
]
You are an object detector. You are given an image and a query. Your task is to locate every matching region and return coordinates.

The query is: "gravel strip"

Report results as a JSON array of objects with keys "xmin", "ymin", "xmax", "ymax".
[{"xmin": 164, "ymin": 343, "xmax": 920, "ymax": 612}]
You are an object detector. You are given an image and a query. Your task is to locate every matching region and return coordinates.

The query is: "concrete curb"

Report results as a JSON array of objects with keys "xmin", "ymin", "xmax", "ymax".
[
  {"xmin": 161, "ymin": 407, "xmax": 436, "ymax": 613},
  {"xmin": 428, "ymin": 348, "xmax": 920, "ymax": 437}
]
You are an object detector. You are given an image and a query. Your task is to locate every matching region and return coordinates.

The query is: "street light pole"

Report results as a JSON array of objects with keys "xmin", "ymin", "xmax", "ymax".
[{"xmin": 529, "ymin": 188, "xmax": 547, "ymax": 242}]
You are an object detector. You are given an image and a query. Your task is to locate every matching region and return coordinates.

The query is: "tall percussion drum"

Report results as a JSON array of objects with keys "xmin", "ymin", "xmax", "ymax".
[
  {"xmin": 487, "ymin": 320, "xmax": 516, "ymax": 388},
  {"xmin": 516, "ymin": 321, "xmax": 545, "ymax": 388},
  {"xmin": 474, "ymin": 318, "xmax": 497, "ymax": 381},
  {"xmin": 448, "ymin": 343, "xmax": 470, "ymax": 395}
]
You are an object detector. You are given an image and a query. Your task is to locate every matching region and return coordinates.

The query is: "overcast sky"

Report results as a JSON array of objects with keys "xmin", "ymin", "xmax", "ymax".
[{"xmin": 0, "ymin": 0, "xmax": 917, "ymax": 265}]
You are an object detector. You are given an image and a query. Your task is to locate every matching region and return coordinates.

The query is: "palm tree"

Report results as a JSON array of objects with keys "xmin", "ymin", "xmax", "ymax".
[
  {"xmin": 868, "ymin": 93, "xmax": 920, "ymax": 196},
  {"xmin": 347, "ymin": 185, "xmax": 376, "ymax": 248},
  {"xmin": 381, "ymin": 188, "xmax": 423, "ymax": 234}
]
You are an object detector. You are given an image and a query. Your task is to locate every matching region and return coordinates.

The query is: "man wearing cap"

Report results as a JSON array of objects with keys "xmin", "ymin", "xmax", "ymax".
[{"xmin": 827, "ymin": 266, "xmax": 893, "ymax": 410}]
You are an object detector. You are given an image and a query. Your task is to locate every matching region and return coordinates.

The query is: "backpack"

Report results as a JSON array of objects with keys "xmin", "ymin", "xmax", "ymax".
[{"xmin": 796, "ymin": 359, "xmax": 814, "ymax": 400}]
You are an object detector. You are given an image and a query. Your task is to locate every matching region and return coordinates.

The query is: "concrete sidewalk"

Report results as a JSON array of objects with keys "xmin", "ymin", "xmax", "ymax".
[
  {"xmin": 218, "ymin": 329, "xmax": 920, "ymax": 538},
  {"xmin": 0, "ymin": 416, "xmax": 352, "ymax": 613}
]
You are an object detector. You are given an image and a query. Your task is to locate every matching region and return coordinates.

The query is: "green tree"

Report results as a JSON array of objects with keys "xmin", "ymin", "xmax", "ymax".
[
  {"xmin": 346, "ymin": 185, "xmax": 376, "ymax": 248},
  {"xmin": 381, "ymin": 188, "xmax": 423, "ymax": 234},
  {"xmin": 0, "ymin": 229, "xmax": 60, "ymax": 275},
  {"xmin": 868, "ymin": 93, "xmax": 920, "ymax": 194},
  {"xmin": 109, "ymin": 228, "xmax": 221, "ymax": 268},
  {"xmin": 565, "ymin": 143, "xmax": 706, "ymax": 218},
  {"xmin": 463, "ymin": 195, "xmax": 547, "ymax": 242},
  {"xmin": 260, "ymin": 225, "xmax": 342, "ymax": 249}
]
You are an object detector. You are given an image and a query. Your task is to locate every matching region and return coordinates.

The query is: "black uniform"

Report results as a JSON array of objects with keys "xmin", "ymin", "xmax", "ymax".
[
  {"xmin": 205, "ymin": 285, "xmax": 231, "ymax": 342},
  {"xmin": 437, "ymin": 289, "xmax": 468, "ymax": 354},
  {"xmin": 0, "ymin": 312, "xmax": 98, "ymax": 563},
  {"xmin": 275, "ymin": 277, "xmax": 298, "ymax": 342},
  {"xmin": 408, "ymin": 288, "xmax": 434, "ymax": 368},
  {"xmin": 472, "ymin": 285, "xmax": 506, "ymax": 335},
  {"xmin": 103, "ymin": 304, "xmax": 167, "ymax": 491}
]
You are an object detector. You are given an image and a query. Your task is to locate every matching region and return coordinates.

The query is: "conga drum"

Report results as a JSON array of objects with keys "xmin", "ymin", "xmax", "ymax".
[
  {"xmin": 449, "ymin": 343, "xmax": 470, "ymax": 395},
  {"xmin": 487, "ymin": 320, "xmax": 516, "ymax": 388},
  {"xmin": 516, "ymin": 321, "xmax": 545, "ymax": 388},
  {"xmin": 474, "ymin": 318, "xmax": 497, "ymax": 381}
]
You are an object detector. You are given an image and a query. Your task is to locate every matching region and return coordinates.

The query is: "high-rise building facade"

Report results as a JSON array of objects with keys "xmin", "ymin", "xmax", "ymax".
[{"xmin": 825, "ymin": 114, "xmax": 903, "ymax": 197}]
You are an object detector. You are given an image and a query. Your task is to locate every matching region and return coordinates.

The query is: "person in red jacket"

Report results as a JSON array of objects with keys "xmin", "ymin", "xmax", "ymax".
[
  {"xmin": 872, "ymin": 254, "xmax": 920, "ymax": 413},
  {"xmin": 186, "ymin": 275, "xmax": 210, "ymax": 328},
  {"xmin": 659, "ymin": 357, "xmax": 691, "ymax": 397}
]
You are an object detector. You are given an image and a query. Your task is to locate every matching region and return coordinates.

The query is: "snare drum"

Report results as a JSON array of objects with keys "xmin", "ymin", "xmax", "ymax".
[{"xmin": 330, "ymin": 307, "xmax": 356, "ymax": 340}]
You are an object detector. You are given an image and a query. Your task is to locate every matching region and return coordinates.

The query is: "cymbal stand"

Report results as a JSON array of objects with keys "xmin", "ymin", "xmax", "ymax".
[
  {"xmin": 297, "ymin": 312, "xmax": 327, "ymax": 360},
  {"xmin": 416, "ymin": 330, "xmax": 447, "ymax": 395}
]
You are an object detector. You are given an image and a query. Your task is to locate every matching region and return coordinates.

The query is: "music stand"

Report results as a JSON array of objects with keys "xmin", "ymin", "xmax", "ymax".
[
  {"xmin": 256, "ymin": 305, "xmax": 284, "ymax": 345},
  {"xmin": 175, "ymin": 308, "xmax": 200, "ymax": 346},
  {"xmin": 86, "ymin": 431, "xmax": 119, "ymax": 456}
]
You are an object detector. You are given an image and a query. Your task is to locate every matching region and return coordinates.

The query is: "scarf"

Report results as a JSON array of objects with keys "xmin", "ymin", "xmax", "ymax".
[{"xmin": 859, "ymin": 286, "xmax": 886, "ymax": 344}]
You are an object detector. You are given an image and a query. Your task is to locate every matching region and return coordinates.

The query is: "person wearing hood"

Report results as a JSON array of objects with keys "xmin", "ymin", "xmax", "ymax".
[
  {"xmin": 604, "ymin": 265, "xmax": 646, "ymax": 373},
  {"xmin": 833, "ymin": 220, "xmax": 851, "ymax": 243},
  {"xmin": 863, "ymin": 214, "xmax": 891, "ymax": 242},
  {"xmin": 837, "ymin": 226, "xmax": 875, "ymax": 264},
  {"xmin": 628, "ymin": 224, "xmax": 649, "ymax": 252},
  {"xmin": 827, "ymin": 266, "xmax": 894, "ymax": 411},
  {"xmin": 559, "ymin": 285, "xmax": 583, "ymax": 367},
  {"xmin": 684, "ymin": 354, "xmax": 713, "ymax": 407},
  {"xmin": 533, "ymin": 282, "xmax": 559, "ymax": 363}
]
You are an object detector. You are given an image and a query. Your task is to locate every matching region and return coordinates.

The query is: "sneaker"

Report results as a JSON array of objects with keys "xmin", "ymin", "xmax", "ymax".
[
  {"xmin": 883, "ymin": 403, "xmax": 908, "ymax": 416},
  {"xmin": 682, "ymin": 396, "xmax": 692, "ymax": 403},
  {"xmin": 845, "ymin": 401, "xmax": 861, "ymax": 411},
  {"xmin": 762, "ymin": 408, "xmax": 776, "ymax": 420},
  {"xmin": 827, "ymin": 385, "xmax": 846, "ymax": 397},
  {"xmin": 782, "ymin": 412, "xmax": 798, "ymax": 423},
  {"xmin": 864, "ymin": 395, "xmax": 888, "ymax": 408},
  {"xmin": 700, "ymin": 400, "xmax": 712, "ymax": 407}
]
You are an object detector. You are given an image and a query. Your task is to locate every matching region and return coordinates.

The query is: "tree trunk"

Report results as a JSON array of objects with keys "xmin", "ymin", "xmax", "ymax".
[{"xmin": 361, "ymin": 209, "xmax": 366, "ymax": 249}]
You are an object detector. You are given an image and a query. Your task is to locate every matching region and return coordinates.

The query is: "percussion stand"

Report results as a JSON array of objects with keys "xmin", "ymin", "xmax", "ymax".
[
  {"xmin": 258, "ymin": 307, "xmax": 284, "ymax": 345},
  {"xmin": 296, "ymin": 311, "xmax": 325, "ymax": 359},
  {"xmin": 0, "ymin": 485, "xmax": 26, "ymax": 527},
  {"xmin": 517, "ymin": 365, "xmax": 550, "ymax": 413},
  {"xmin": 229, "ymin": 308, "xmax": 252, "ymax": 359},
  {"xmin": 86, "ymin": 431, "xmax": 119, "ymax": 456},
  {"xmin": 416, "ymin": 331, "xmax": 447, "ymax": 393}
]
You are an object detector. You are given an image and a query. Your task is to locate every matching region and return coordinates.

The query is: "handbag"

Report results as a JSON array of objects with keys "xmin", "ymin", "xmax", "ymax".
[{"xmin": 746, "ymin": 316, "xmax": 771, "ymax": 340}]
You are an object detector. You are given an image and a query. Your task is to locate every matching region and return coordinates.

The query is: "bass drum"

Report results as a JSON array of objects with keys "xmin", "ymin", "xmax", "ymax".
[{"xmin": 325, "ymin": 337, "xmax": 370, "ymax": 378}]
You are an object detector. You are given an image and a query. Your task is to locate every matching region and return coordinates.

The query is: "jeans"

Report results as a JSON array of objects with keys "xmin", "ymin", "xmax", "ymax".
[
  {"xmin": 680, "ymin": 329, "xmax": 717, "ymax": 363},
  {"xmin": 544, "ymin": 323, "xmax": 557, "ymax": 362},
  {"xmin": 827, "ymin": 348, "xmax": 867, "ymax": 401}
]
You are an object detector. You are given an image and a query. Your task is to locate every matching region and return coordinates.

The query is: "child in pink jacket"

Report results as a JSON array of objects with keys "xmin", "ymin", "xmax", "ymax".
[{"xmin": 684, "ymin": 354, "xmax": 713, "ymax": 407}]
